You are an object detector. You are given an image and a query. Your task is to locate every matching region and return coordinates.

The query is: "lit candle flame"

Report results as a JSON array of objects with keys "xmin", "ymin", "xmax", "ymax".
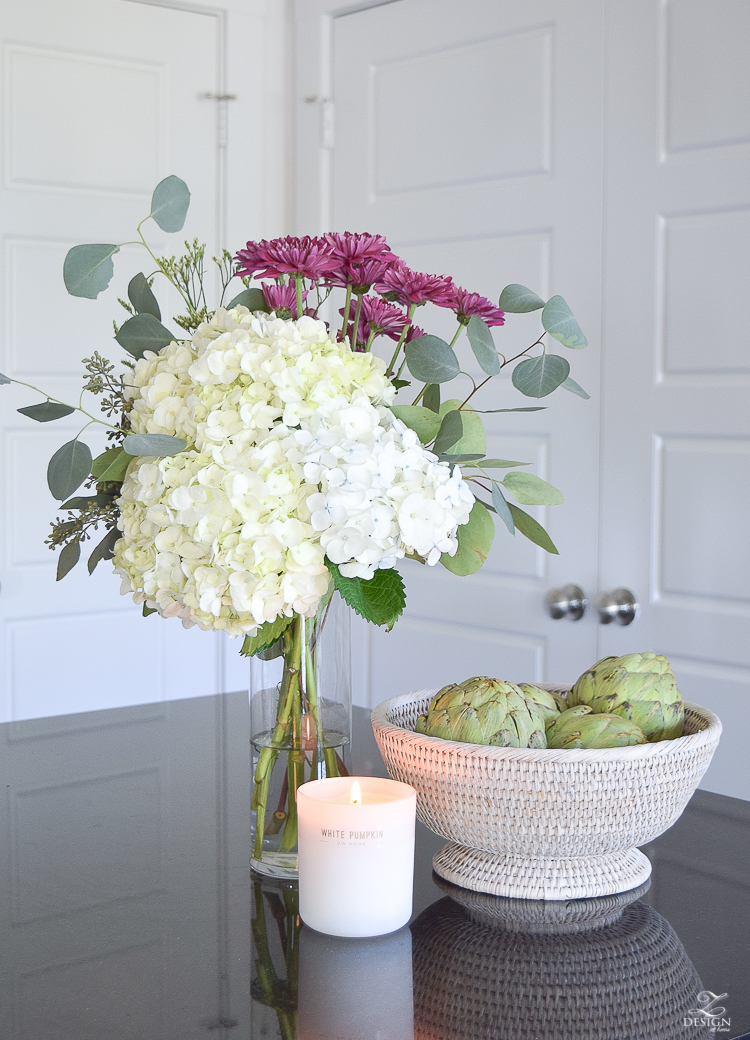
[{"xmin": 350, "ymin": 780, "xmax": 362, "ymax": 805}]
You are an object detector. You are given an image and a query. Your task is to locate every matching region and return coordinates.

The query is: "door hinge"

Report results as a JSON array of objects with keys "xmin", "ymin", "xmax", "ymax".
[{"xmin": 199, "ymin": 93, "xmax": 237, "ymax": 149}]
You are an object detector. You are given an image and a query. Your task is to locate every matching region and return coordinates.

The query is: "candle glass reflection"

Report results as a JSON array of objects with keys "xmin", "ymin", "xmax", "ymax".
[{"xmin": 298, "ymin": 925, "xmax": 414, "ymax": 1040}]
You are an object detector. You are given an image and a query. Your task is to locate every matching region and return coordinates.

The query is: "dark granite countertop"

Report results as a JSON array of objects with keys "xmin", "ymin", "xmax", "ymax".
[{"xmin": 0, "ymin": 691, "xmax": 747, "ymax": 1038}]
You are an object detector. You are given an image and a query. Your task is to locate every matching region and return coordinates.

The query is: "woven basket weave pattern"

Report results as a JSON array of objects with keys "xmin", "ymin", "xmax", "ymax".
[
  {"xmin": 372, "ymin": 687, "xmax": 721, "ymax": 858},
  {"xmin": 411, "ymin": 898, "xmax": 710, "ymax": 1040}
]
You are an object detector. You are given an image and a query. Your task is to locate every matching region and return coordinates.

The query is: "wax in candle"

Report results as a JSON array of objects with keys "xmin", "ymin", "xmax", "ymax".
[{"xmin": 297, "ymin": 776, "xmax": 417, "ymax": 938}]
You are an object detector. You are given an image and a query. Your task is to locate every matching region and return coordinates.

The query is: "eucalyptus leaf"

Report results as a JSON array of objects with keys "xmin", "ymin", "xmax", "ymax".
[
  {"xmin": 476, "ymin": 407, "xmax": 547, "ymax": 413},
  {"xmin": 63, "ymin": 243, "xmax": 120, "ymax": 299},
  {"xmin": 423, "ymin": 384, "xmax": 440, "ymax": 413},
  {"xmin": 389, "ymin": 406, "xmax": 442, "ymax": 444},
  {"xmin": 477, "ymin": 459, "xmax": 530, "ymax": 468},
  {"xmin": 437, "ymin": 453, "xmax": 485, "ymax": 463},
  {"xmin": 123, "ymin": 433, "xmax": 187, "ymax": 457},
  {"xmin": 561, "ymin": 376, "xmax": 590, "ymax": 399},
  {"xmin": 115, "ymin": 314, "xmax": 175, "ymax": 359},
  {"xmin": 128, "ymin": 272, "xmax": 161, "ymax": 320},
  {"xmin": 497, "ymin": 284, "xmax": 545, "ymax": 313},
  {"xmin": 226, "ymin": 286, "xmax": 269, "ymax": 312},
  {"xmin": 502, "ymin": 471, "xmax": 564, "ymax": 506},
  {"xmin": 87, "ymin": 528, "xmax": 120, "ymax": 574},
  {"xmin": 17, "ymin": 402, "xmax": 75, "ymax": 422},
  {"xmin": 509, "ymin": 504, "xmax": 559, "ymax": 554},
  {"xmin": 440, "ymin": 500, "xmax": 494, "ymax": 575},
  {"xmin": 150, "ymin": 175, "xmax": 191, "ymax": 233},
  {"xmin": 433, "ymin": 410, "xmax": 463, "ymax": 455},
  {"xmin": 405, "ymin": 335, "xmax": 460, "ymax": 384},
  {"xmin": 491, "ymin": 485, "xmax": 515, "ymax": 535},
  {"xmin": 541, "ymin": 295, "xmax": 587, "ymax": 348},
  {"xmin": 0, "ymin": 372, "xmax": 11, "ymax": 385},
  {"xmin": 91, "ymin": 446, "xmax": 132, "ymax": 482},
  {"xmin": 56, "ymin": 540, "xmax": 80, "ymax": 581},
  {"xmin": 47, "ymin": 439, "xmax": 92, "ymax": 501},
  {"xmin": 466, "ymin": 316, "xmax": 500, "ymax": 375},
  {"xmin": 61, "ymin": 495, "xmax": 115, "ymax": 510},
  {"xmin": 512, "ymin": 355, "xmax": 570, "ymax": 398},
  {"xmin": 439, "ymin": 400, "xmax": 486, "ymax": 455}
]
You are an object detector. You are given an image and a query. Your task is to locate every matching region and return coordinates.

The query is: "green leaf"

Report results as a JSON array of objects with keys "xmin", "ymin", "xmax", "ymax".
[
  {"xmin": 143, "ymin": 602, "xmax": 158, "ymax": 617},
  {"xmin": 541, "ymin": 295, "xmax": 587, "ymax": 348},
  {"xmin": 423, "ymin": 384, "xmax": 440, "ymax": 413},
  {"xmin": 123, "ymin": 433, "xmax": 187, "ymax": 457},
  {"xmin": 512, "ymin": 355, "xmax": 570, "ymax": 398},
  {"xmin": 17, "ymin": 402, "xmax": 75, "ymax": 422},
  {"xmin": 240, "ymin": 614, "xmax": 294, "ymax": 657},
  {"xmin": 389, "ymin": 405, "xmax": 441, "ymax": 444},
  {"xmin": 91, "ymin": 447, "xmax": 132, "ymax": 482},
  {"xmin": 440, "ymin": 501, "xmax": 494, "ymax": 575},
  {"xmin": 561, "ymin": 375, "xmax": 590, "ymax": 399},
  {"xmin": 63, "ymin": 243, "xmax": 120, "ymax": 299},
  {"xmin": 477, "ymin": 406, "xmax": 546, "ymax": 413},
  {"xmin": 115, "ymin": 313, "xmax": 175, "ymax": 360},
  {"xmin": 433, "ymin": 410, "xmax": 463, "ymax": 455},
  {"xmin": 502, "ymin": 471, "xmax": 564, "ymax": 506},
  {"xmin": 128, "ymin": 273, "xmax": 161, "ymax": 320},
  {"xmin": 328, "ymin": 563, "xmax": 406, "ymax": 630},
  {"xmin": 509, "ymin": 503, "xmax": 559, "ymax": 554},
  {"xmin": 392, "ymin": 378, "xmax": 411, "ymax": 391},
  {"xmin": 150, "ymin": 175, "xmax": 191, "ymax": 233},
  {"xmin": 0, "ymin": 372, "xmax": 12, "ymax": 384},
  {"xmin": 405, "ymin": 335, "xmax": 460, "ymax": 384},
  {"xmin": 47, "ymin": 439, "xmax": 92, "ymax": 501},
  {"xmin": 477, "ymin": 458, "xmax": 529, "ymax": 469},
  {"xmin": 226, "ymin": 286, "xmax": 269, "ymax": 311},
  {"xmin": 439, "ymin": 400, "xmax": 486, "ymax": 455},
  {"xmin": 497, "ymin": 284, "xmax": 545, "ymax": 312},
  {"xmin": 491, "ymin": 485, "xmax": 515, "ymax": 535},
  {"xmin": 56, "ymin": 540, "xmax": 80, "ymax": 581},
  {"xmin": 438, "ymin": 453, "xmax": 485, "ymax": 463},
  {"xmin": 61, "ymin": 494, "xmax": 116, "ymax": 510},
  {"xmin": 466, "ymin": 316, "xmax": 500, "ymax": 375},
  {"xmin": 88, "ymin": 528, "xmax": 120, "ymax": 574}
]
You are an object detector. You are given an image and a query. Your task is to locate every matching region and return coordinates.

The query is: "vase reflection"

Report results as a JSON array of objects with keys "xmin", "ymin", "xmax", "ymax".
[{"xmin": 410, "ymin": 893, "xmax": 711, "ymax": 1040}]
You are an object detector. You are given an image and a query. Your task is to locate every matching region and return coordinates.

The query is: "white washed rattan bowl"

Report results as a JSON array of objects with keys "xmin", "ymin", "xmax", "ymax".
[{"xmin": 371, "ymin": 686, "xmax": 721, "ymax": 900}]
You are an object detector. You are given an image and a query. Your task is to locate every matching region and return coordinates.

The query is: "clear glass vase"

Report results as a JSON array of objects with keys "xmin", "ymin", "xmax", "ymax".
[{"xmin": 249, "ymin": 593, "xmax": 351, "ymax": 878}]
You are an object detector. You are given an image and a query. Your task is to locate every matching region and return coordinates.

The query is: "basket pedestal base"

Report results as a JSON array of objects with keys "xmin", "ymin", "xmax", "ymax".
[{"xmin": 432, "ymin": 843, "xmax": 652, "ymax": 901}]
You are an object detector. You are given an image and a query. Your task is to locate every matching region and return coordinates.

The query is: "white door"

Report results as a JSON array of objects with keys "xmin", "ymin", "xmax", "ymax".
[
  {"xmin": 599, "ymin": 0, "xmax": 750, "ymax": 801},
  {"xmin": 0, "ymin": 0, "xmax": 252, "ymax": 721},
  {"xmin": 295, "ymin": 0, "xmax": 604, "ymax": 699}
]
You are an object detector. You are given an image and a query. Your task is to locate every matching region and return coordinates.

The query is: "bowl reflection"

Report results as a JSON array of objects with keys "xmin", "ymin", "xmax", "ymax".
[{"xmin": 411, "ymin": 895, "xmax": 711, "ymax": 1040}]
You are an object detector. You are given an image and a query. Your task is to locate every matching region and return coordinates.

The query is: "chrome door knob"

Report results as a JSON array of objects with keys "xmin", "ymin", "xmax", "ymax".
[
  {"xmin": 597, "ymin": 588, "xmax": 638, "ymax": 626},
  {"xmin": 544, "ymin": 584, "xmax": 587, "ymax": 621}
]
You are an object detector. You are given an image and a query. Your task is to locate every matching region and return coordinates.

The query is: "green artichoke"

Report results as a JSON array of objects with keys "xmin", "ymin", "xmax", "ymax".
[
  {"xmin": 415, "ymin": 676, "xmax": 547, "ymax": 748},
  {"xmin": 568, "ymin": 652, "xmax": 684, "ymax": 741},
  {"xmin": 546, "ymin": 705, "xmax": 648, "ymax": 749},
  {"xmin": 517, "ymin": 683, "xmax": 567, "ymax": 726}
]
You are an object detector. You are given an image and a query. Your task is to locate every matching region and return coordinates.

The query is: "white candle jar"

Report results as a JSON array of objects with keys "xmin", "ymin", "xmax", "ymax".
[{"xmin": 298, "ymin": 776, "xmax": 417, "ymax": 937}]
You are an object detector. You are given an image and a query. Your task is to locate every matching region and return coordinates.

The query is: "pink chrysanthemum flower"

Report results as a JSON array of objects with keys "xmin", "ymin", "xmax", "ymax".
[
  {"xmin": 451, "ymin": 287, "xmax": 505, "ymax": 327},
  {"xmin": 405, "ymin": 323, "xmax": 426, "ymax": 342},
  {"xmin": 374, "ymin": 261, "xmax": 456, "ymax": 307},
  {"xmin": 262, "ymin": 282, "xmax": 307, "ymax": 319},
  {"xmin": 340, "ymin": 296, "xmax": 408, "ymax": 343},
  {"xmin": 324, "ymin": 231, "xmax": 391, "ymax": 263},
  {"xmin": 235, "ymin": 236, "xmax": 338, "ymax": 280}
]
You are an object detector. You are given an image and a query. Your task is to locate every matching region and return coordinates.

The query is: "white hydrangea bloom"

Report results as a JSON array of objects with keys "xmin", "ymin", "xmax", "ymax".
[{"xmin": 114, "ymin": 307, "xmax": 474, "ymax": 637}]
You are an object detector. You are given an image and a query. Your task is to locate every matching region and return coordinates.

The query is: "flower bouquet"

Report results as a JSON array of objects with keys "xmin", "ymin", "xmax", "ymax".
[{"xmin": 1, "ymin": 176, "xmax": 588, "ymax": 874}]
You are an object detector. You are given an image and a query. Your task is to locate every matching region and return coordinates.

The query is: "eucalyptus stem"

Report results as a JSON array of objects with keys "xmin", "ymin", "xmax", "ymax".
[
  {"xmin": 7, "ymin": 378, "xmax": 118, "ymax": 430},
  {"xmin": 450, "ymin": 323, "xmax": 464, "ymax": 347}
]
